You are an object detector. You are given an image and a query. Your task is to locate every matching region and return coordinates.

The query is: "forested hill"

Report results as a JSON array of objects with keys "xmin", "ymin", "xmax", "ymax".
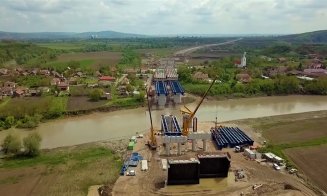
[
  {"xmin": 0, "ymin": 30, "xmax": 147, "ymax": 40},
  {"xmin": 279, "ymin": 30, "xmax": 327, "ymax": 43}
]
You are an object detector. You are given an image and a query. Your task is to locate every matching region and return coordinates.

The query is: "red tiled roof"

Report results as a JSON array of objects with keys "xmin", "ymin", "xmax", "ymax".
[{"xmin": 99, "ymin": 76, "xmax": 115, "ymax": 81}]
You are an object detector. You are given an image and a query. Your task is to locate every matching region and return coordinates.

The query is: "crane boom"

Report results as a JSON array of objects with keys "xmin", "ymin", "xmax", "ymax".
[
  {"xmin": 146, "ymin": 87, "xmax": 156, "ymax": 149},
  {"xmin": 182, "ymin": 78, "xmax": 216, "ymax": 136}
]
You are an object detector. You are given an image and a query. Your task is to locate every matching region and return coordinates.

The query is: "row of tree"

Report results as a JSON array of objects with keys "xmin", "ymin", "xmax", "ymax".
[
  {"xmin": 183, "ymin": 76, "xmax": 327, "ymax": 97},
  {"xmin": 2, "ymin": 132, "xmax": 42, "ymax": 157}
]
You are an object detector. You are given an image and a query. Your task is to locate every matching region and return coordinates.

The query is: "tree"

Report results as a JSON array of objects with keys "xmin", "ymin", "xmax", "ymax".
[
  {"xmin": 2, "ymin": 134, "xmax": 21, "ymax": 155},
  {"xmin": 177, "ymin": 65, "xmax": 192, "ymax": 83},
  {"xmin": 297, "ymin": 62, "xmax": 303, "ymax": 71},
  {"xmin": 23, "ymin": 132, "xmax": 42, "ymax": 157},
  {"xmin": 4, "ymin": 116, "xmax": 15, "ymax": 129},
  {"xmin": 89, "ymin": 88, "xmax": 103, "ymax": 101},
  {"xmin": 136, "ymin": 92, "xmax": 145, "ymax": 102}
]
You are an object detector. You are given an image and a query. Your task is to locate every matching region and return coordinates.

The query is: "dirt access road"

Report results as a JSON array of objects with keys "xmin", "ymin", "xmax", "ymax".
[{"xmin": 174, "ymin": 38, "xmax": 242, "ymax": 56}]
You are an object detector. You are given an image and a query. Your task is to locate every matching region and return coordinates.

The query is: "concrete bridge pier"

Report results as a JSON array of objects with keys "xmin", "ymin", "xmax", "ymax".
[
  {"xmin": 192, "ymin": 139, "xmax": 197, "ymax": 151},
  {"xmin": 165, "ymin": 143, "xmax": 170, "ymax": 156},
  {"xmin": 203, "ymin": 139, "xmax": 207, "ymax": 151},
  {"xmin": 177, "ymin": 143, "xmax": 181, "ymax": 155}
]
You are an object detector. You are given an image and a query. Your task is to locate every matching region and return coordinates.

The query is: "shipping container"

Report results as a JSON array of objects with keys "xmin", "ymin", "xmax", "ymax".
[
  {"xmin": 128, "ymin": 141, "xmax": 135, "ymax": 150},
  {"xmin": 141, "ymin": 160, "xmax": 148, "ymax": 171}
]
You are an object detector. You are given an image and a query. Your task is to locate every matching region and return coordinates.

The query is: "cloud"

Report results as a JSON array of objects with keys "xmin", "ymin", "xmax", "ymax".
[{"xmin": 0, "ymin": 0, "xmax": 326, "ymax": 34}]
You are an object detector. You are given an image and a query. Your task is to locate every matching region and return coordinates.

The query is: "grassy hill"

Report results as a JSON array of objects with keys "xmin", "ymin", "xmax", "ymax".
[
  {"xmin": 0, "ymin": 30, "xmax": 147, "ymax": 40},
  {"xmin": 280, "ymin": 30, "xmax": 327, "ymax": 43}
]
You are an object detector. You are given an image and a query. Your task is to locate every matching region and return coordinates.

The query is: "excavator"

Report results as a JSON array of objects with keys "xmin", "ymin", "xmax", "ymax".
[
  {"xmin": 145, "ymin": 87, "xmax": 157, "ymax": 150},
  {"xmin": 180, "ymin": 78, "xmax": 216, "ymax": 136}
]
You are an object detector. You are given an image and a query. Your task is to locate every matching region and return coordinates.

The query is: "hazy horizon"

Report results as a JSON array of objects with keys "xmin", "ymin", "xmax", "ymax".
[{"xmin": 0, "ymin": 0, "xmax": 326, "ymax": 35}]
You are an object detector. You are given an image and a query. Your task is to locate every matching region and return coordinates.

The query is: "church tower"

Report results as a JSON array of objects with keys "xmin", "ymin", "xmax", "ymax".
[{"xmin": 241, "ymin": 52, "xmax": 246, "ymax": 68}]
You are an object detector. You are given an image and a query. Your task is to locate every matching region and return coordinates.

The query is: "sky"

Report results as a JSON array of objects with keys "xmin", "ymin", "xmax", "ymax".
[{"xmin": 0, "ymin": 0, "xmax": 326, "ymax": 35}]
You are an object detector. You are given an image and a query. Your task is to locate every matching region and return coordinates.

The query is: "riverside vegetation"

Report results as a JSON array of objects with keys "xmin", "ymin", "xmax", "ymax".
[{"xmin": 1, "ymin": 34, "xmax": 327, "ymax": 129}]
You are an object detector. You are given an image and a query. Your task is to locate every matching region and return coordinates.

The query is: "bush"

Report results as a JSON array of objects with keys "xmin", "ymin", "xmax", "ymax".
[
  {"xmin": 2, "ymin": 134, "xmax": 21, "ymax": 155},
  {"xmin": 23, "ymin": 132, "xmax": 42, "ymax": 157},
  {"xmin": 16, "ymin": 114, "xmax": 42, "ymax": 129},
  {"xmin": 89, "ymin": 88, "xmax": 103, "ymax": 101},
  {"xmin": 4, "ymin": 116, "xmax": 16, "ymax": 129}
]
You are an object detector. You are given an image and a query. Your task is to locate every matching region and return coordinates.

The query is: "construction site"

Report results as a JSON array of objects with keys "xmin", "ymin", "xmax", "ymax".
[{"xmin": 111, "ymin": 78, "xmax": 320, "ymax": 196}]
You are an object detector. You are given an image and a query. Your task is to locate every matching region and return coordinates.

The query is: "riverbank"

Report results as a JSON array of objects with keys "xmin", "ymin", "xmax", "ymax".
[
  {"xmin": 1, "ymin": 95, "xmax": 327, "ymax": 149},
  {"xmin": 0, "ymin": 95, "xmax": 197, "ymax": 131},
  {"xmin": 0, "ymin": 139, "xmax": 128, "ymax": 196},
  {"xmin": 222, "ymin": 110, "xmax": 327, "ymax": 194}
]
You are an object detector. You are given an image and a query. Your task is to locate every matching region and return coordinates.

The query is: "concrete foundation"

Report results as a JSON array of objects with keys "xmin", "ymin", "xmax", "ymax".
[
  {"xmin": 166, "ymin": 143, "xmax": 170, "ymax": 155},
  {"xmin": 173, "ymin": 94, "xmax": 182, "ymax": 103},
  {"xmin": 177, "ymin": 143, "xmax": 181, "ymax": 155},
  {"xmin": 158, "ymin": 95, "xmax": 167, "ymax": 106}
]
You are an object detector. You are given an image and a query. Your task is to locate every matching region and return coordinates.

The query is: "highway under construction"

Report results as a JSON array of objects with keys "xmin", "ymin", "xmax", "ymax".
[{"xmin": 111, "ymin": 74, "xmax": 318, "ymax": 196}]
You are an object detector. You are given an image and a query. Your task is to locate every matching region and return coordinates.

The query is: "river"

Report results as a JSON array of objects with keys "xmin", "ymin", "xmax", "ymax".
[{"xmin": 1, "ymin": 95, "xmax": 327, "ymax": 149}]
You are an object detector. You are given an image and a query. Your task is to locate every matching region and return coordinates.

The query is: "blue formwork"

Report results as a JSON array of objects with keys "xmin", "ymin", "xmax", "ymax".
[
  {"xmin": 211, "ymin": 127, "xmax": 253, "ymax": 149},
  {"xmin": 170, "ymin": 80, "xmax": 185, "ymax": 95},
  {"xmin": 162, "ymin": 115, "xmax": 182, "ymax": 136},
  {"xmin": 155, "ymin": 81, "xmax": 168, "ymax": 96},
  {"xmin": 161, "ymin": 115, "xmax": 169, "ymax": 134}
]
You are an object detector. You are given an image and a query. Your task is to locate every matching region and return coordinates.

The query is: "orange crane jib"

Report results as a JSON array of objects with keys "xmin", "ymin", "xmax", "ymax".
[{"xmin": 181, "ymin": 78, "xmax": 216, "ymax": 136}]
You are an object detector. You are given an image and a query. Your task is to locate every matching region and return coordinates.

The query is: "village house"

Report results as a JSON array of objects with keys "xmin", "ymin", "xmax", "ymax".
[
  {"xmin": 69, "ymin": 77, "xmax": 78, "ymax": 85},
  {"xmin": 117, "ymin": 86, "xmax": 129, "ymax": 97},
  {"xmin": 29, "ymin": 89, "xmax": 41, "ymax": 96},
  {"xmin": 57, "ymin": 82, "xmax": 69, "ymax": 91},
  {"xmin": 22, "ymin": 71, "xmax": 29, "ymax": 76},
  {"xmin": 120, "ymin": 77, "xmax": 130, "ymax": 85},
  {"xmin": 75, "ymin": 71, "xmax": 83, "ymax": 77},
  {"xmin": 278, "ymin": 57, "xmax": 287, "ymax": 63},
  {"xmin": 192, "ymin": 71, "xmax": 209, "ymax": 81},
  {"xmin": 0, "ymin": 87, "xmax": 14, "ymax": 97},
  {"xmin": 14, "ymin": 87, "xmax": 28, "ymax": 97},
  {"xmin": 287, "ymin": 70, "xmax": 303, "ymax": 76},
  {"xmin": 0, "ymin": 68, "xmax": 8, "ymax": 75},
  {"xmin": 40, "ymin": 69, "xmax": 50, "ymax": 76},
  {"xmin": 110, "ymin": 66, "xmax": 117, "ymax": 74},
  {"xmin": 51, "ymin": 71, "xmax": 62, "ymax": 78},
  {"xmin": 308, "ymin": 63, "xmax": 323, "ymax": 69},
  {"xmin": 125, "ymin": 68, "xmax": 138, "ymax": 75},
  {"xmin": 4, "ymin": 81, "xmax": 16, "ymax": 88},
  {"xmin": 236, "ymin": 73, "xmax": 252, "ymax": 83},
  {"xmin": 95, "ymin": 71, "xmax": 102, "ymax": 77},
  {"xmin": 87, "ymin": 83, "xmax": 99, "ymax": 88},
  {"xmin": 30, "ymin": 68, "xmax": 39, "ymax": 75},
  {"xmin": 37, "ymin": 87, "xmax": 50, "ymax": 94},
  {"xmin": 15, "ymin": 68, "xmax": 24, "ymax": 74},
  {"xmin": 99, "ymin": 76, "xmax": 116, "ymax": 82},
  {"xmin": 101, "ymin": 92, "xmax": 112, "ymax": 100},
  {"xmin": 303, "ymin": 69, "xmax": 327, "ymax": 78},
  {"xmin": 98, "ymin": 76, "xmax": 115, "ymax": 86},
  {"xmin": 266, "ymin": 66, "xmax": 288, "ymax": 78},
  {"xmin": 51, "ymin": 78, "xmax": 61, "ymax": 86}
]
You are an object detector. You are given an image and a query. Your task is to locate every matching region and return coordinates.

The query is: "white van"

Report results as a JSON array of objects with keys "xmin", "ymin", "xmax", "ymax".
[{"xmin": 273, "ymin": 163, "xmax": 281, "ymax": 170}]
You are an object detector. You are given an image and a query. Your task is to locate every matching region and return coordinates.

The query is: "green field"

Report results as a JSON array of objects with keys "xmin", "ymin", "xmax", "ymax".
[
  {"xmin": 0, "ymin": 143, "xmax": 123, "ymax": 195},
  {"xmin": 36, "ymin": 42, "xmax": 85, "ymax": 50},
  {"xmin": 0, "ymin": 97, "xmax": 67, "ymax": 119}
]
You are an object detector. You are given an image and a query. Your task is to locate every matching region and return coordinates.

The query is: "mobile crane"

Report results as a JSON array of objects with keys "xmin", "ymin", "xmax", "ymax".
[{"xmin": 180, "ymin": 78, "xmax": 216, "ymax": 136}]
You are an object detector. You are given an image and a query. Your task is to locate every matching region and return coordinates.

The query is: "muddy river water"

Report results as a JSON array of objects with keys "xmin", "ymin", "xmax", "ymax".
[{"xmin": 1, "ymin": 95, "xmax": 327, "ymax": 149}]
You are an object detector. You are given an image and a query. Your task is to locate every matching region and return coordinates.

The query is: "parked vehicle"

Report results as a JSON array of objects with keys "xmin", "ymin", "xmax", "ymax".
[
  {"xmin": 273, "ymin": 163, "xmax": 281, "ymax": 170},
  {"xmin": 126, "ymin": 170, "xmax": 136, "ymax": 176},
  {"xmin": 234, "ymin": 146, "xmax": 241, "ymax": 152},
  {"xmin": 289, "ymin": 168, "xmax": 298, "ymax": 174}
]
